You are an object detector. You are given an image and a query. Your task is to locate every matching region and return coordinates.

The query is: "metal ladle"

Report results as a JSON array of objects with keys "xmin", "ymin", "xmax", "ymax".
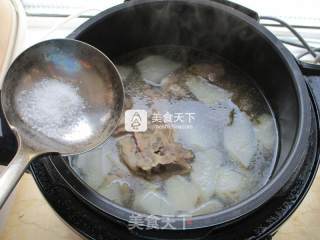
[{"xmin": 0, "ymin": 39, "xmax": 124, "ymax": 208}]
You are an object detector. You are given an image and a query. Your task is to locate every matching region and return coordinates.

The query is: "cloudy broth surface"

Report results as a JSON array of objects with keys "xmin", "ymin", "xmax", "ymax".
[{"xmin": 70, "ymin": 46, "xmax": 278, "ymax": 216}]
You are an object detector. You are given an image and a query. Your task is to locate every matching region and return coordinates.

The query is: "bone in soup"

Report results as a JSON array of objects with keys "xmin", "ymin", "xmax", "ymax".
[{"xmin": 69, "ymin": 46, "xmax": 278, "ymax": 216}]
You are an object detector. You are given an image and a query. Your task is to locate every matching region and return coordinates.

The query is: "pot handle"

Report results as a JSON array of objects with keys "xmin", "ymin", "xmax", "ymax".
[
  {"xmin": 297, "ymin": 60, "xmax": 320, "ymax": 120},
  {"xmin": 124, "ymin": 0, "xmax": 259, "ymax": 20},
  {"xmin": 296, "ymin": 60, "xmax": 320, "ymax": 108},
  {"xmin": 297, "ymin": 60, "xmax": 320, "ymax": 76}
]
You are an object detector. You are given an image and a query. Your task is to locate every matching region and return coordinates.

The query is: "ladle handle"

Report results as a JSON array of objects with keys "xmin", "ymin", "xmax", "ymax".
[{"xmin": 0, "ymin": 144, "xmax": 31, "ymax": 208}]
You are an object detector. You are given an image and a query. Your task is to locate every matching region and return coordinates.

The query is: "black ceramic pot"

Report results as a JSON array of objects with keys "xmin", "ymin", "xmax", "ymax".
[{"xmin": 54, "ymin": 0, "xmax": 312, "ymax": 228}]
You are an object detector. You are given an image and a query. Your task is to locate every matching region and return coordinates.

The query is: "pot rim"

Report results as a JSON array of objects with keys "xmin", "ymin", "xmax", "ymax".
[{"xmin": 61, "ymin": 0, "xmax": 312, "ymax": 229}]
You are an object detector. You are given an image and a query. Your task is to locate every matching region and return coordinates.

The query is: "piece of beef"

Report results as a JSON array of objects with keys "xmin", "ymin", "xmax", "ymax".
[{"xmin": 118, "ymin": 125, "xmax": 194, "ymax": 179}]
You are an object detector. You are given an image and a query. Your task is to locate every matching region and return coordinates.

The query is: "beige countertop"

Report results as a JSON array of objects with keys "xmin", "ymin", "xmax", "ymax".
[{"xmin": 0, "ymin": 172, "xmax": 319, "ymax": 240}]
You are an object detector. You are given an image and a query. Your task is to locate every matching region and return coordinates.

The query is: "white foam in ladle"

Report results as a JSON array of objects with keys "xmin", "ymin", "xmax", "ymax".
[{"xmin": 0, "ymin": 39, "xmax": 124, "ymax": 208}]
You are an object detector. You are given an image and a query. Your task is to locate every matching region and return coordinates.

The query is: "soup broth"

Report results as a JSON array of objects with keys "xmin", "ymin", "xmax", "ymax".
[{"xmin": 69, "ymin": 46, "xmax": 278, "ymax": 216}]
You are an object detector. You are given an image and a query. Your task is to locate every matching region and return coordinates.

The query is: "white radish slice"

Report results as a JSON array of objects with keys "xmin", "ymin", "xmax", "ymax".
[
  {"xmin": 99, "ymin": 180, "xmax": 131, "ymax": 205},
  {"xmin": 74, "ymin": 144, "xmax": 113, "ymax": 189},
  {"xmin": 136, "ymin": 55, "xmax": 181, "ymax": 86},
  {"xmin": 166, "ymin": 176, "xmax": 200, "ymax": 211},
  {"xmin": 224, "ymin": 106, "xmax": 257, "ymax": 168},
  {"xmin": 175, "ymin": 126, "xmax": 220, "ymax": 153},
  {"xmin": 100, "ymin": 138, "xmax": 129, "ymax": 173},
  {"xmin": 254, "ymin": 114, "xmax": 276, "ymax": 152},
  {"xmin": 191, "ymin": 148, "xmax": 223, "ymax": 201},
  {"xmin": 186, "ymin": 76, "xmax": 232, "ymax": 106},
  {"xmin": 133, "ymin": 190, "xmax": 174, "ymax": 216},
  {"xmin": 216, "ymin": 168, "xmax": 248, "ymax": 202},
  {"xmin": 190, "ymin": 199, "xmax": 224, "ymax": 216},
  {"xmin": 153, "ymin": 100, "xmax": 225, "ymax": 152}
]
